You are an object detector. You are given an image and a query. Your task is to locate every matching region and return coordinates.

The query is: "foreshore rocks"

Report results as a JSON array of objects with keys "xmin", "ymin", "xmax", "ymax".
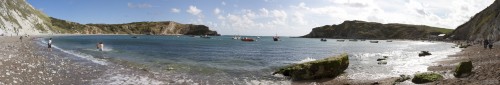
[
  {"xmin": 411, "ymin": 72, "xmax": 443, "ymax": 84},
  {"xmin": 454, "ymin": 61, "xmax": 473, "ymax": 77},
  {"xmin": 418, "ymin": 51, "xmax": 432, "ymax": 57},
  {"xmin": 273, "ymin": 53, "xmax": 349, "ymax": 80}
]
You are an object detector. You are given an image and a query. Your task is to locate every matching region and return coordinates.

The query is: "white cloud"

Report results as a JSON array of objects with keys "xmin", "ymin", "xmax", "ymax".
[
  {"xmin": 214, "ymin": 8, "xmax": 221, "ymax": 15},
  {"xmin": 127, "ymin": 2, "xmax": 153, "ymax": 8},
  {"xmin": 171, "ymin": 8, "xmax": 180, "ymax": 13},
  {"xmin": 186, "ymin": 5, "xmax": 203, "ymax": 18}
]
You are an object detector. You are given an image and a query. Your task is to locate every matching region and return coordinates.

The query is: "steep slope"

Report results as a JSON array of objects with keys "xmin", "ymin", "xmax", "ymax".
[
  {"xmin": 449, "ymin": 0, "xmax": 500, "ymax": 41},
  {"xmin": 302, "ymin": 20, "xmax": 452, "ymax": 39},
  {"xmin": 50, "ymin": 17, "xmax": 220, "ymax": 35},
  {"xmin": 0, "ymin": 0, "xmax": 54, "ymax": 35}
]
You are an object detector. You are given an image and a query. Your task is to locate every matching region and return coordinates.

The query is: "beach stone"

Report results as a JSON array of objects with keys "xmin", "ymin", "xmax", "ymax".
[
  {"xmin": 418, "ymin": 51, "xmax": 432, "ymax": 57},
  {"xmin": 378, "ymin": 61, "xmax": 387, "ymax": 65},
  {"xmin": 412, "ymin": 72, "xmax": 443, "ymax": 84},
  {"xmin": 454, "ymin": 61, "xmax": 473, "ymax": 78},
  {"xmin": 273, "ymin": 53, "xmax": 349, "ymax": 80}
]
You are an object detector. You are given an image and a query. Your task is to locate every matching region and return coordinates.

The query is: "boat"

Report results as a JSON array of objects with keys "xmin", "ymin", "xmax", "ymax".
[
  {"xmin": 370, "ymin": 41, "xmax": 379, "ymax": 43},
  {"xmin": 320, "ymin": 38, "xmax": 327, "ymax": 41},
  {"xmin": 349, "ymin": 39, "xmax": 358, "ymax": 41},
  {"xmin": 257, "ymin": 36, "xmax": 261, "ymax": 39},
  {"xmin": 201, "ymin": 35, "xmax": 211, "ymax": 39},
  {"xmin": 273, "ymin": 34, "xmax": 279, "ymax": 41},
  {"xmin": 360, "ymin": 39, "xmax": 366, "ymax": 41},
  {"xmin": 131, "ymin": 36, "xmax": 138, "ymax": 38},
  {"xmin": 241, "ymin": 37, "xmax": 255, "ymax": 41},
  {"xmin": 337, "ymin": 40, "xmax": 345, "ymax": 42},
  {"xmin": 386, "ymin": 40, "xmax": 393, "ymax": 42}
]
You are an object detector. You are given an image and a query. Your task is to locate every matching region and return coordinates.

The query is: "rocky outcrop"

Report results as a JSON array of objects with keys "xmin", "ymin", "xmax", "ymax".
[
  {"xmin": 273, "ymin": 53, "xmax": 349, "ymax": 80},
  {"xmin": 302, "ymin": 20, "xmax": 452, "ymax": 39},
  {"xmin": 0, "ymin": 0, "xmax": 54, "ymax": 35},
  {"xmin": 412, "ymin": 72, "xmax": 443, "ymax": 84},
  {"xmin": 449, "ymin": 0, "xmax": 500, "ymax": 41},
  {"xmin": 454, "ymin": 61, "xmax": 473, "ymax": 77},
  {"xmin": 50, "ymin": 17, "xmax": 220, "ymax": 36}
]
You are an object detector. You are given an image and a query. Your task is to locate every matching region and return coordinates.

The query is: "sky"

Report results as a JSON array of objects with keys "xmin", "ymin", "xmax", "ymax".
[{"xmin": 26, "ymin": 0, "xmax": 495, "ymax": 36}]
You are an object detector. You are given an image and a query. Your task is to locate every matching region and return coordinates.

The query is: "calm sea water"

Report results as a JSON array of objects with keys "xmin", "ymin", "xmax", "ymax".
[{"xmin": 39, "ymin": 35, "xmax": 460, "ymax": 84}]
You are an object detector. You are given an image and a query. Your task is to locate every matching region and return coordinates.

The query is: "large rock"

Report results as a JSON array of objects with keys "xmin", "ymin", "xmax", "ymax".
[
  {"xmin": 273, "ymin": 53, "xmax": 349, "ymax": 80},
  {"xmin": 411, "ymin": 72, "xmax": 443, "ymax": 84},
  {"xmin": 454, "ymin": 61, "xmax": 473, "ymax": 77}
]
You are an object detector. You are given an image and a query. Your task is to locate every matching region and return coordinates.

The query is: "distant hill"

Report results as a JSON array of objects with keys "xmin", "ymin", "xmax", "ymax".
[
  {"xmin": 302, "ymin": 20, "xmax": 452, "ymax": 39},
  {"xmin": 449, "ymin": 0, "xmax": 499, "ymax": 41},
  {"xmin": 0, "ymin": 0, "xmax": 219, "ymax": 36},
  {"xmin": 50, "ymin": 17, "xmax": 220, "ymax": 36}
]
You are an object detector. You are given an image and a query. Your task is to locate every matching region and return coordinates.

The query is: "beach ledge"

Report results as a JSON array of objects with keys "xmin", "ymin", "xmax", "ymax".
[{"xmin": 273, "ymin": 53, "xmax": 349, "ymax": 80}]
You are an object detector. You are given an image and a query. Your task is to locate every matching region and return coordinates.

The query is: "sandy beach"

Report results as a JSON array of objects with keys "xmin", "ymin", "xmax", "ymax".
[
  {"xmin": 0, "ymin": 36, "xmax": 105, "ymax": 84},
  {"xmin": 0, "ymin": 36, "xmax": 164, "ymax": 84}
]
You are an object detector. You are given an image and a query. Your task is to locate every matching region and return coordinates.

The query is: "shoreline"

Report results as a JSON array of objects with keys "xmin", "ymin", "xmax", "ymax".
[
  {"xmin": 2, "ymin": 35, "xmax": 491, "ymax": 84},
  {"xmin": 429, "ymin": 42, "xmax": 500, "ymax": 84}
]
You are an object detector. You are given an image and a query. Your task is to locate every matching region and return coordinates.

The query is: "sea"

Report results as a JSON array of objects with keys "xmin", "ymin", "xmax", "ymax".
[{"xmin": 37, "ymin": 35, "xmax": 461, "ymax": 84}]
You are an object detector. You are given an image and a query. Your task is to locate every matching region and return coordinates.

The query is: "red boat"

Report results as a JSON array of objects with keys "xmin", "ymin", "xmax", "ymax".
[{"xmin": 241, "ymin": 37, "xmax": 255, "ymax": 41}]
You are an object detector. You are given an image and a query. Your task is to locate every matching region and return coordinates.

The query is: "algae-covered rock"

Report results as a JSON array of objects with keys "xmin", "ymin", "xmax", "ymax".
[
  {"xmin": 418, "ymin": 51, "xmax": 432, "ymax": 57},
  {"xmin": 273, "ymin": 53, "xmax": 349, "ymax": 80},
  {"xmin": 454, "ymin": 61, "xmax": 473, "ymax": 77},
  {"xmin": 411, "ymin": 72, "xmax": 443, "ymax": 84}
]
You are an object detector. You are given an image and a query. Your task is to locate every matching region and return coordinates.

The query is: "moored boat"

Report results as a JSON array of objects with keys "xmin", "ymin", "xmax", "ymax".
[
  {"xmin": 337, "ymin": 40, "xmax": 345, "ymax": 42},
  {"xmin": 370, "ymin": 41, "xmax": 379, "ymax": 43},
  {"xmin": 241, "ymin": 37, "xmax": 255, "ymax": 41},
  {"xmin": 386, "ymin": 40, "xmax": 393, "ymax": 42},
  {"xmin": 320, "ymin": 38, "xmax": 327, "ymax": 41}
]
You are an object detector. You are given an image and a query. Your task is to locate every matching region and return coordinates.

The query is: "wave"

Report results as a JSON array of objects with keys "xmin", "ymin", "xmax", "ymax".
[
  {"xmin": 36, "ymin": 38, "xmax": 108, "ymax": 65},
  {"xmin": 295, "ymin": 57, "xmax": 317, "ymax": 64}
]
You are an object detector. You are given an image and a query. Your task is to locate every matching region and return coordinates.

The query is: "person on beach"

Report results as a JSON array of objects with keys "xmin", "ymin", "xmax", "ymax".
[
  {"xmin": 483, "ymin": 39, "xmax": 489, "ymax": 49},
  {"xmin": 488, "ymin": 40, "xmax": 493, "ymax": 49},
  {"xmin": 19, "ymin": 36, "xmax": 23, "ymax": 42},
  {"xmin": 48, "ymin": 38, "xmax": 52, "ymax": 51}
]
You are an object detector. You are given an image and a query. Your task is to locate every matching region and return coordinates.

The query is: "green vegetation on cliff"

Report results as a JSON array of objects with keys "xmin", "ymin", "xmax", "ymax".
[
  {"xmin": 49, "ymin": 17, "xmax": 220, "ymax": 35},
  {"xmin": 302, "ymin": 20, "xmax": 452, "ymax": 39},
  {"xmin": 273, "ymin": 53, "xmax": 349, "ymax": 80},
  {"xmin": 449, "ymin": 0, "xmax": 500, "ymax": 41}
]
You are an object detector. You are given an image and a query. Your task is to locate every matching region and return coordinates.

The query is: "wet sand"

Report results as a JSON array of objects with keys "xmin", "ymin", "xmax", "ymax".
[{"xmin": 429, "ymin": 42, "xmax": 500, "ymax": 85}]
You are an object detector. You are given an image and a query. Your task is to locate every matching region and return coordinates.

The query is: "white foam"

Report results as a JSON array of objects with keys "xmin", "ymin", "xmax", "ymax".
[
  {"xmin": 296, "ymin": 57, "xmax": 317, "ymax": 63},
  {"xmin": 94, "ymin": 74, "xmax": 164, "ymax": 85},
  {"xmin": 37, "ymin": 38, "xmax": 108, "ymax": 65}
]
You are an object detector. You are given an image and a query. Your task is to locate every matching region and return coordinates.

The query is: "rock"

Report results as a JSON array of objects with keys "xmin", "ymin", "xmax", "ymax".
[
  {"xmin": 376, "ymin": 58, "xmax": 386, "ymax": 61},
  {"xmin": 418, "ymin": 51, "xmax": 432, "ymax": 57},
  {"xmin": 273, "ymin": 53, "xmax": 349, "ymax": 80},
  {"xmin": 395, "ymin": 75, "xmax": 411, "ymax": 82},
  {"xmin": 459, "ymin": 44, "xmax": 470, "ymax": 48},
  {"xmin": 454, "ymin": 61, "xmax": 473, "ymax": 77},
  {"xmin": 411, "ymin": 72, "xmax": 443, "ymax": 84},
  {"xmin": 383, "ymin": 56, "xmax": 389, "ymax": 59},
  {"xmin": 377, "ymin": 61, "xmax": 387, "ymax": 65}
]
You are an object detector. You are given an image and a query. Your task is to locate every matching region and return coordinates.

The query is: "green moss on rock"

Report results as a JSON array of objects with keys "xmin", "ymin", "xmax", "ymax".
[
  {"xmin": 454, "ymin": 61, "xmax": 473, "ymax": 77},
  {"xmin": 273, "ymin": 53, "xmax": 349, "ymax": 80},
  {"xmin": 411, "ymin": 72, "xmax": 443, "ymax": 84}
]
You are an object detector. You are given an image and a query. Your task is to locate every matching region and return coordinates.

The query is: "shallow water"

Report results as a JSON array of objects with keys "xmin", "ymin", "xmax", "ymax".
[{"xmin": 39, "ymin": 35, "xmax": 460, "ymax": 84}]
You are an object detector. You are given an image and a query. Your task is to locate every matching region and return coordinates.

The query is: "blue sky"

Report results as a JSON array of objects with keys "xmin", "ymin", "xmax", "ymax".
[{"xmin": 26, "ymin": 0, "xmax": 494, "ymax": 36}]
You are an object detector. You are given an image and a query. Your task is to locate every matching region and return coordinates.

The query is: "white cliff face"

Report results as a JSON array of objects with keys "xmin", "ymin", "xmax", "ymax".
[{"xmin": 0, "ymin": 0, "xmax": 52, "ymax": 36}]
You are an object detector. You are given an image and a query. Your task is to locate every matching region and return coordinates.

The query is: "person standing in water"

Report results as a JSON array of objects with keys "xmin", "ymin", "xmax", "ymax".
[
  {"xmin": 98, "ymin": 42, "xmax": 104, "ymax": 51},
  {"xmin": 48, "ymin": 38, "xmax": 52, "ymax": 51}
]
